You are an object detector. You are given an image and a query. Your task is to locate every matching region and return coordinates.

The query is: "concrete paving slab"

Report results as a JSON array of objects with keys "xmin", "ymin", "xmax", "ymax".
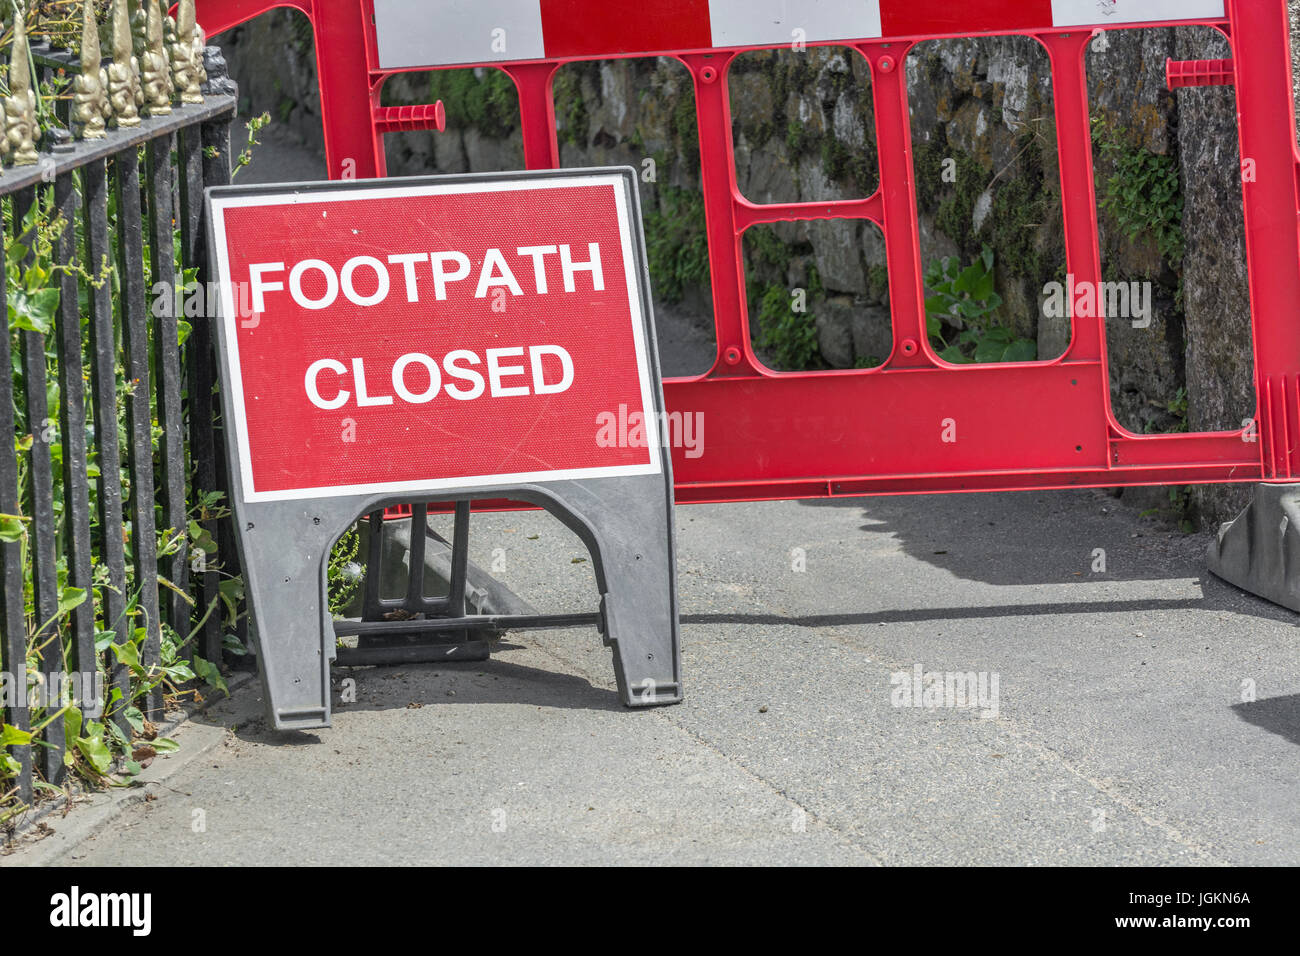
[{"xmin": 8, "ymin": 489, "xmax": 1296, "ymax": 866}]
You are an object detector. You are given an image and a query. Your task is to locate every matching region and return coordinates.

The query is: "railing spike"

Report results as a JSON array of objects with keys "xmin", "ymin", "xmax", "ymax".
[
  {"xmin": 168, "ymin": 0, "xmax": 205, "ymax": 104},
  {"xmin": 142, "ymin": 0, "xmax": 172, "ymax": 115},
  {"xmin": 73, "ymin": 0, "xmax": 111, "ymax": 139},
  {"xmin": 2, "ymin": 4, "xmax": 41, "ymax": 165},
  {"xmin": 107, "ymin": 0, "xmax": 143, "ymax": 127}
]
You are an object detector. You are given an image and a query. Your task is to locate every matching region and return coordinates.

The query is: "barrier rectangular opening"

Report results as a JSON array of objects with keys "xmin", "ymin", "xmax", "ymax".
[
  {"xmin": 1088, "ymin": 24, "xmax": 1255, "ymax": 440},
  {"xmin": 907, "ymin": 34, "xmax": 1068, "ymax": 366}
]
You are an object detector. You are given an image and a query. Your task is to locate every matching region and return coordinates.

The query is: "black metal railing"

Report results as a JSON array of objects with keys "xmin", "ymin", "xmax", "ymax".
[{"xmin": 1, "ymin": 29, "xmax": 238, "ymax": 812}]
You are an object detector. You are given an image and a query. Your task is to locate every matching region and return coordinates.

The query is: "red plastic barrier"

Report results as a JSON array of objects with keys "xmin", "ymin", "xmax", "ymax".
[{"xmin": 196, "ymin": 0, "xmax": 1300, "ymax": 510}]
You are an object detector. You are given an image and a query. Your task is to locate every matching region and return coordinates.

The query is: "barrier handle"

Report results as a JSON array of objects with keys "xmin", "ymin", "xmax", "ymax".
[
  {"xmin": 372, "ymin": 102, "xmax": 446, "ymax": 134},
  {"xmin": 1166, "ymin": 58, "xmax": 1234, "ymax": 89}
]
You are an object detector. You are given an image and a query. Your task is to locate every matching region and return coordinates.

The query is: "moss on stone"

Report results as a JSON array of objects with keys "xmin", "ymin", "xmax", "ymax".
[
  {"xmin": 427, "ymin": 67, "xmax": 521, "ymax": 141},
  {"xmin": 867, "ymin": 264, "xmax": 889, "ymax": 304},
  {"xmin": 643, "ymin": 183, "xmax": 710, "ymax": 303},
  {"xmin": 552, "ymin": 66, "xmax": 592, "ymax": 148}
]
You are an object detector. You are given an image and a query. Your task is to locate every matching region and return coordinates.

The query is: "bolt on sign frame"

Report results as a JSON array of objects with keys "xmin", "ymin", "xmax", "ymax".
[{"xmin": 194, "ymin": 0, "xmax": 1300, "ymax": 506}]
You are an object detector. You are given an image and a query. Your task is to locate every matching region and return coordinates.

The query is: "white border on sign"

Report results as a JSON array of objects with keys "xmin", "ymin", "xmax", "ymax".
[{"xmin": 209, "ymin": 174, "xmax": 664, "ymax": 503}]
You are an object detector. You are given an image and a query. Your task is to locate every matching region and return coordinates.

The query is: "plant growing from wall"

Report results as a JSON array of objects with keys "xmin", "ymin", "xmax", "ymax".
[
  {"xmin": 425, "ymin": 66, "xmax": 520, "ymax": 141},
  {"xmin": 752, "ymin": 279, "xmax": 820, "ymax": 370},
  {"xmin": 924, "ymin": 246, "xmax": 1036, "ymax": 363},
  {"xmin": 642, "ymin": 181, "xmax": 709, "ymax": 304},
  {"xmin": 1093, "ymin": 116, "xmax": 1185, "ymax": 268}
]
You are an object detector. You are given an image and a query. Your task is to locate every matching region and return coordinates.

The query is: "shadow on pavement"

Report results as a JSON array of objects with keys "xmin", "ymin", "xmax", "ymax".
[
  {"xmin": 332, "ymin": 657, "xmax": 619, "ymax": 714},
  {"xmin": 682, "ymin": 597, "xmax": 1213, "ymax": 628},
  {"xmin": 792, "ymin": 489, "xmax": 1300, "ymax": 625},
  {"xmin": 1232, "ymin": 694, "xmax": 1300, "ymax": 747}
]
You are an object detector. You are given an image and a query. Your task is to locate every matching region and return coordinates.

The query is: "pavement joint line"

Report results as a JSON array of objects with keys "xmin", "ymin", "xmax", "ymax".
[
  {"xmin": 990, "ymin": 719, "xmax": 1231, "ymax": 865},
  {"xmin": 3, "ymin": 672, "xmax": 256, "ymax": 865},
  {"xmin": 647, "ymin": 705, "xmax": 885, "ymax": 866}
]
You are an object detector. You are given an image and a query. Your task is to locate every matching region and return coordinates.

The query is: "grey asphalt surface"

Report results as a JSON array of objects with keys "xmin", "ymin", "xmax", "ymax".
[
  {"xmin": 22, "ymin": 124, "xmax": 1294, "ymax": 867},
  {"xmin": 22, "ymin": 488, "xmax": 1300, "ymax": 866}
]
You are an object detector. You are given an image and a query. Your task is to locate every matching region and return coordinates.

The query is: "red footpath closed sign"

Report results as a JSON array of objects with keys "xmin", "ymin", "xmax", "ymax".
[{"xmin": 209, "ymin": 173, "xmax": 662, "ymax": 501}]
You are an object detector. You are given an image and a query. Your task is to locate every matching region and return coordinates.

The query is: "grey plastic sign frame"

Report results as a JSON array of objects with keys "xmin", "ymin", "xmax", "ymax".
[{"xmin": 204, "ymin": 168, "xmax": 681, "ymax": 731}]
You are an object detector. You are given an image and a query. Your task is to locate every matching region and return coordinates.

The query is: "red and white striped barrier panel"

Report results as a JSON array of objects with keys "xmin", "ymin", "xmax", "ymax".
[{"xmin": 372, "ymin": 0, "xmax": 1226, "ymax": 68}]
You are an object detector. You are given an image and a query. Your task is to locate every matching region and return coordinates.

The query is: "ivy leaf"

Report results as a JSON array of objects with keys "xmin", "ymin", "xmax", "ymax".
[
  {"xmin": 58, "ymin": 586, "xmax": 88, "ymax": 616},
  {"xmin": 0, "ymin": 513, "xmax": 28, "ymax": 543},
  {"xmin": 974, "ymin": 335, "xmax": 1010, "ymax": 364},
  {"xmin": 953, "ymin": 261, "xmax": 986, "ymax": 296},
  {"xmin": 192, "ymin": 656, "xmax": 229, "ymax": 697},
  {"xmin": 8, "ymin": 286, "xmax": 60, "ymax": 334},
  {"xmin": 924, "ymin": 293, "xmax": 952, "ymax": 313},
  {"xmin": 64, "ymin": 706, "xmax": 83, "ymax": 745},
  {"xmin": 123, "ymin": 705, "xmax": 146, "ymax": 734},
  {"xmin": 0, "ymin": 723, "xmax": 34, "ymax": 747},
  {"xmin": 76, "ymin": 733, "xmax": 112, "ymax": 775},
  {"xmin": 110, "ymin": 640, "xmax": 147, "ymax": 677},
  {"xmin": 164, "ymin": 661, "xmax": 196, "ymax": 683},
  {"xmin": 1002, "ymin": 339, "xmax": 1038, "ymax": 363}
]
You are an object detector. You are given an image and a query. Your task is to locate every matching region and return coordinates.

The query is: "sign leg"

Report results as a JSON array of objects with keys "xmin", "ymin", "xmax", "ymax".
[
  {"xmin": 535, "ymin": 476, "xmax": 682, "ymax": 707},
  {"xmin": 238, "ymin": 502, "xmax": 354, "ymax": 730}
]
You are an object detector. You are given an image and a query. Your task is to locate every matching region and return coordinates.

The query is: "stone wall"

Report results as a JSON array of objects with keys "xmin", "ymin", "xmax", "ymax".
[{"xmin": 221, "ymin": 9, "xmax": 1288, "ymax": 526}]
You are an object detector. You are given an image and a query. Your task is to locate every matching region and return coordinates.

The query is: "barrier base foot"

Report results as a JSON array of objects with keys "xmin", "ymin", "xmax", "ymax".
[{"xmin": 1207, "ymin": 482, "xmax": 1300, "ymax": 612}]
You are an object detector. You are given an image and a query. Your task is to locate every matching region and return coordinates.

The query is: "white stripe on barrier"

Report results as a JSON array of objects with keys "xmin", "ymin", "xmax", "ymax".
[
  {"xmin": 1049, "ymin": 0, "xmax": 1224, "ymax": 28},
  {"xmin": 708, "ymin": 0, "xmax": 882, "ymax": 48},
  {"xmin": 374, "ymin": 0, "xmax": 545, "ymax": 69},
  {"xmin": 372, "ymin": 0, "xmax": 1227, "ymax": 69}
]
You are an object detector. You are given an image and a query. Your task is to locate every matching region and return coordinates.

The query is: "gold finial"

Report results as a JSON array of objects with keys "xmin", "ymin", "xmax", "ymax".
[
  {"xmin": 131, "ymin": 0, "xmax": 150, "ymax": 63},
  {"xmin": 107, "ymin": 0, "xmax": 143, "ymax": 127},
  {"xmin": 169, "ymin": 0, "xmax": 205, "ymax": 104},
  {"xmin": 178, "ymin": 0, "xmax": 195, "ymax": 40},
  {"xmin": 72, "ymin": 0, "xmax": 111, "ymax": 138},
  {"xmin": 3, "ymin": 6, "xmax": 42, "ymax": 165},
  {"xmin": 140, "ymin": 0, "xmax": 172, "ymax": 115}
]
